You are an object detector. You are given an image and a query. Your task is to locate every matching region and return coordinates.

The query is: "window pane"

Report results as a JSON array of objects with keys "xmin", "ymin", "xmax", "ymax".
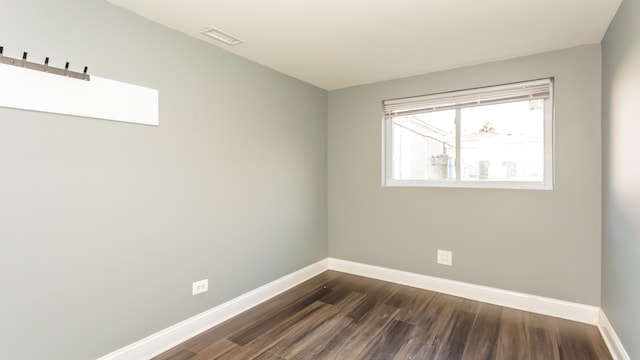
[
  {"xmin": 391, "ymin": 110, "xmax": 456, "ymax": 180},
  {"xmin": 459, "ymin": 101, "xmax": 544, "ymax": 182},
  {"xmin": 383, "ymin": 78, "xmax": 553, "ymax": 189}
]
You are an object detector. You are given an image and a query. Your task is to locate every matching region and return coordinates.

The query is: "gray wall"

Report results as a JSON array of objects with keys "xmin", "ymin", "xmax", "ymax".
[
  {"xmin": 0, "ymin": 1, "xmax": 328, "ymax": 359},
  {"xmin": 328, "ymin": 45, "xmax": 602, "ymax": 305},
  {"xmin": 602, "ymin": 0, "xmax": 640, "ymax": 357}
]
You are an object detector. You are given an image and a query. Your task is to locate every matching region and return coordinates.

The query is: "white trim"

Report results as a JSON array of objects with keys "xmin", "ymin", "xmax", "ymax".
[
  {"xmin": 328, "ymin": 258, "xmax": 600, "ymax": 324},
  {"xmin": 384, "ymin": 179, "xmax": 552, "ymax": 190},
  {"xmin": 96, "ymin": 259, "xmax": 328, "ymax": 360},
  {"xmin": 598, "ymin": 310, "xmax": 631, "ymax": 360}
]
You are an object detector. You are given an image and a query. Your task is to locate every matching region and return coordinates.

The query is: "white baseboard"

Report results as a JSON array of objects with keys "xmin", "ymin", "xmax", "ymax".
[
  {"xmin": 328, "ymin": 258, "xmax": 600, "ymax": 324},
  {"xmin": 99, "ymin": 257, "xmax": 619, "ymax": 359},
  {"xmin": 598, "ymin": 310, "xmax": 631, "ymax": 360},
  {"xmin": 97, "ymin": 259, "xmax": 329, "ymax": 360}
]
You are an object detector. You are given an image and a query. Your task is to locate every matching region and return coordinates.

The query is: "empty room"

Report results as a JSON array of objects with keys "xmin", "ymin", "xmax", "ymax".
[{"xmin": 0, "ymin": 0, "xmax": 638, "ymax": 359}]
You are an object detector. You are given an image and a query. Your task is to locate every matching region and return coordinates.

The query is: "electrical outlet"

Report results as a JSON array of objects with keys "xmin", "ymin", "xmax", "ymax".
[
  {"xmin": 192, "ymin": 279, "xmax": 208, "ymax": 295},
  {"xmin": 437, "ymin": 250, "xmax": 453, "ymax": 266}
]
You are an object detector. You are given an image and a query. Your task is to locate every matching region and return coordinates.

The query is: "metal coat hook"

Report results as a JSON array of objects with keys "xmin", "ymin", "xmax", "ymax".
[{"xmin": 0, "ymin": 45, "xmax": 90, "ymax": 81}]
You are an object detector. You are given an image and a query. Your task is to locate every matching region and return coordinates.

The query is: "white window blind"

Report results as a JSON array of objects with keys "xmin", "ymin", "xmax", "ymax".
[{"xmin": 384, "ymin": 78, "xmax": 552, "ymax": 118}]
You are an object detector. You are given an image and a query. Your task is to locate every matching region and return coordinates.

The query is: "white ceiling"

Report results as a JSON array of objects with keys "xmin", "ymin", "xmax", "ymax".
[{"xmin": 106, "ymin": 0, "xmax": 621, "ymax": 90}]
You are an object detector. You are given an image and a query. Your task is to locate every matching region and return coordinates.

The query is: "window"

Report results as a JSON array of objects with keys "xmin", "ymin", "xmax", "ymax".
[{"xmin": 382, "ymin": 78, "xmax": 553, "ymax": 190}]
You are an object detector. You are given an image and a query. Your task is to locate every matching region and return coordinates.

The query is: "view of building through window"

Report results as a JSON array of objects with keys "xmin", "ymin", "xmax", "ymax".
[{"xmin": 391, "ymin": 100, "xmax": 545, "ymax": 183}]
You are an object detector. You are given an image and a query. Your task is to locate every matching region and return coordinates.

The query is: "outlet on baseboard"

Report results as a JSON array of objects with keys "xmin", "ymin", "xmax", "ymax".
[
  {"xmin": 192, "ymin": 279, "xmax": 208, "ymax": 295},
  {"xmin": 437, "ymin": 250, "xmax": 453, "ymax": 266}
]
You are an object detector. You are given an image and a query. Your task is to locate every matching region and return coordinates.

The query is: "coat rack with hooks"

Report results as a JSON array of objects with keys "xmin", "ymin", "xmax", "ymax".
[
  {"xmin": 0, "ymin": 45, "xmax": 158, "ymax": 126},
  {"xmin": 0, "ymin": 46, "xmax": 90, "ymax": 81}
]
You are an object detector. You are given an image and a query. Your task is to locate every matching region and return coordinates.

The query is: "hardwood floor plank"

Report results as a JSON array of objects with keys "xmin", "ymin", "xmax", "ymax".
[
  {"xmin": 287, "ymin": 317, "xmax": 354, "ymax": 360},
  {"xmin": 347, "ymin": 295, "xmax": 378, "ymax": 322},
  {"xmin": 522, "ymin": 312, "xmax": 561, "ymax": 360},
  {"xmin": 307, "ymin": 320, "xmax": 361, "ymax": 360},
  {"xmin": 228, "ymin": 286, "xmax": 331, "ymax": 346},
  {"xmin": 496, "ymin": 308, "xmax": 532, "ymax": 360},
  {"xmin": 189, "ymin": 339, "xmax": 239, "ymax": 360},
  {"xmin": 265, "ymin": 293, "xmax": 363, "ymax": 358},
  {"xmin": 318, "ymin": 273, "xmax": 371, "ymax": 305},
  {"xmin": 332, "ymin": 290, "xmax": 367, "ymax": 312},
  {"xmin": 392, "ymin": 337, "xmax": 424, "ymax": 360},
  {"xmin": 152, "ymin": 346, "xmax": 196, "ymax": 360},
  {"xmin": 530, "ymin": 326, "xmax": 561, "ymax": 360},
  {"xmin": 557, "ymin": 318, "xmax": 612, "ymax": 360},
  {"xmin": 252, "ymin": 350, "xmax": 287, "ymax": 360},
  {"xmin": 461, "ymin": 302, "xmax": 503, "ymax": 360},
  {"xmin": 325, "ymin": 303, "xmax": 401, "ymax": 358},
  {"xmin": 433, "ymin": 308, "xmax": 477, "ymax": 359},
  {"xmin": 390, "ymin": 286, "xmax": 437, "ymax": 325},
  {"xmin": 586, "ymin": 325, "xmax": 614, "ymax": 360},
  {"xmin": 409, "ymin": 293, "xmax": 458, "ymax": 346},
  {"xmin": 216, "ymin": 301, "xmax": 327, "ymax": 360},
  {"xmin": 402, "ymin": 302, "xmax": 478, "ymax": 360},
  {"xmin": 356, "ymin": 319, "xmax": 415, "ymax": 360}
]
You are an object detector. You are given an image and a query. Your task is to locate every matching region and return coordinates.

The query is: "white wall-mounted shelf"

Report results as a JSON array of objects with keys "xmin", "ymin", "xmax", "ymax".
[{"xmin": 0, "ymin": 62, "xmax": 158, "ymax": 126}]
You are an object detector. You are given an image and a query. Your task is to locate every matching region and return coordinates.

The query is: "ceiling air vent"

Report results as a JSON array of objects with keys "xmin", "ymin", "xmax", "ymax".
[{"xmin": 200, "ymin": 26, "xmax": 244, "ymax": 46}]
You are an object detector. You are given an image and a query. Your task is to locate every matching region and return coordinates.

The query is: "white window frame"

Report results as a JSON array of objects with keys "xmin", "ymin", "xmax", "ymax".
[{"xmin": 382, "ymin": 78, "xmax": 554, "ymax": 190}]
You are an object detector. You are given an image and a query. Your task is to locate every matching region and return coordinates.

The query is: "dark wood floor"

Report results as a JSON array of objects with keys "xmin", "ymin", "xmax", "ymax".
[{"xmin": 153, "ymin": 271, "xmax": 611, "ymax": 360}]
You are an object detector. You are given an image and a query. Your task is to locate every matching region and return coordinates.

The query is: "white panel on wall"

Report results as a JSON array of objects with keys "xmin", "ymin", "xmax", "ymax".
[{"xmin": 0, "ymin": 63, "xmax": 158, "ymax": 126}]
